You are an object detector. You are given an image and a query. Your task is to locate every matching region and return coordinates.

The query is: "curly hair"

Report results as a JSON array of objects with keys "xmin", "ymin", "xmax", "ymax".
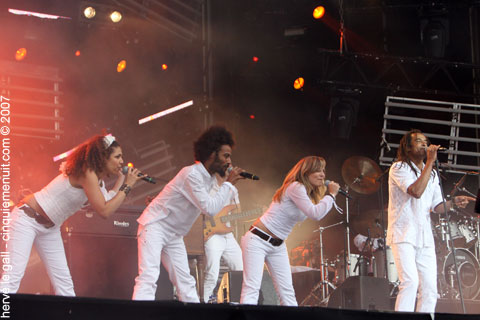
[
  {"xmin": 63, "ymin": 135, "xmax": 120, "ymax": 178},
  {"xmin": 396, "ymin": 129, "xmax": 432, "ymax": 177},
  {"xmin": 273, "ymin": 156, "xmax": 327, "ymax": 204},
  {"xmin": 193, "ymin": 126, "xmax": 235, "ymax": 163}
]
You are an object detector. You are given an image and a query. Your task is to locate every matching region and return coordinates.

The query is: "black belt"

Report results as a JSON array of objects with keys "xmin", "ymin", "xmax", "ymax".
[
  {"xmin": 249, "ymin": 226, "xmax": 283, "ymax": 247},
  {"xmin": 18, "ymin": 204, "xmax": 55, "ymax": 229}
]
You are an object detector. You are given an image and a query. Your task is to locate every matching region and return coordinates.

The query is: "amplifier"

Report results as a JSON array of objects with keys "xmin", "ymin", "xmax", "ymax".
[{"xmin": 63, "ymin": 205, "xmax": 145, "ymax": 237}]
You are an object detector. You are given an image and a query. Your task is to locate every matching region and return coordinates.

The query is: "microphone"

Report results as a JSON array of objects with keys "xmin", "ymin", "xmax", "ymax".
[
  {"xmin": 240, "ymin": 172, "xmax": 260, "ymax": 180},
  {"xmin": 325, "ymin": 180, "xmax": 352, "ymax": 199},
  {"xmin": 227, "ymin": 166, "xmax": 259, "ymax": 180},
  {"xmin": 423, "ymin": 146, "xmax": 448, "ymax": 152},
  {"xmin": 122, "ymin": 166, "xmax": 156, "ymax": 184}
]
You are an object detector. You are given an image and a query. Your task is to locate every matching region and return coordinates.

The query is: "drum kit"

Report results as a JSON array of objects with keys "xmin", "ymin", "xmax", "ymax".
[{"xmin": 301, "ymin": 156, "xmax": 480, "ymax": 306}]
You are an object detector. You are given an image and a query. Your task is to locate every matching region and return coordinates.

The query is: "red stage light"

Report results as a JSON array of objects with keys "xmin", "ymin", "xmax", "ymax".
[
  {"xmin": 293, "ymin": 77, "xmax": 305, "ymax": 90},
  {"xmin": 252, "ymin": 56, "xmax": 259, "ymax": 62},
  {"xmin": 249, "ymin": 114, "xmax": 255, "ymax": 119},
  {"xmin": 117, "ymin": 60, "xmax": 127, "ymax": 72},
  {"xmin": 15, "ymin": 48, "xmax": 27, "ymax": 61},
  {"xmin": 313, "ymin": 6, "xmax": 325, "ymax": 19}
]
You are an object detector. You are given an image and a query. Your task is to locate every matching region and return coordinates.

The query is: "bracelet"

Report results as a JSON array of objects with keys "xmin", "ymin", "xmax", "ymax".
[{"xmin": 119, "ymin": 184, "xmax": 131, "ymax": 196}]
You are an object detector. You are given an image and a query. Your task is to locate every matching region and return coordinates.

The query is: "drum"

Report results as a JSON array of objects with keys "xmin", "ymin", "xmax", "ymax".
[
  {"xmin": 457, "ymin": 218, "xmax": 477, "ymax": 248},
  {"xmin": 438, "ymin": 248, "xmax": 480, "ymax": 299},
  {"xmin": 373, "ymin": 246, "xmax": 399, "ymax": 283},
  {"xmin": 334, "ymin": 253, "xmax": 370, "ymax": 284},
  {"xmin": 434, "ymin": 220, "xmax": 465, "ymax": 247}
]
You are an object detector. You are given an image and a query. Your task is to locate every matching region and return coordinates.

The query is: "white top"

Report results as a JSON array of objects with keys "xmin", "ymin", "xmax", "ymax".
[
  {"xmin": 34, "ymin": 174, "xmax": 88, "ymax": 225},
  {"xmin": 137, "ymin": 162, "xmax": 237, "ymax": 236},
  {"xmin": 387, "ymin": 161, "xmax": 443, "ymax": 247},
  {"xmin": 209, "ymin": 178, "xmax": 239, "ymax": 228},
  {"xmin": 260, "ymin": 182, "xmax": 335, "ymax": 240}
]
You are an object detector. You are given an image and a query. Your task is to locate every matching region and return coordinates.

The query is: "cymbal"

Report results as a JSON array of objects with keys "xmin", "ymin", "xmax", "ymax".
[
  {"xmin": 350, "ymin": 209, "xmax": 387, "ymax": 237},
  {"xmin": 341, "ymin": 156, "xmax": 382, "ymax": 194}
]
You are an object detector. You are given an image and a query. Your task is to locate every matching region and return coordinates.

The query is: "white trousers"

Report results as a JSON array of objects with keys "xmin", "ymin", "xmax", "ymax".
[
  {"xmin": 391, "ymin": 242, "xmax": 437, "ymax": 312},
  {"xmin": 203, "ymin": 232, "xmax": 243, "ymax": 301},
  {"xmin": 0, "ymin": 207, "xmax": 75, "ymax": 296},
  {"xmin": 240, "ymin": 230, "xmax": 297, "ymax": 306},
  {"xmin": 132, "ymin": 221, "xmax": 199, "ymax": 302}
]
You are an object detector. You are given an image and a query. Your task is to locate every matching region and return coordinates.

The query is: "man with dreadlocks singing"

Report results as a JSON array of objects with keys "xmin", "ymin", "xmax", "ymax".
[{"xmin": 387, "ymin": 129, "xmax": 474, "ymax": 312}]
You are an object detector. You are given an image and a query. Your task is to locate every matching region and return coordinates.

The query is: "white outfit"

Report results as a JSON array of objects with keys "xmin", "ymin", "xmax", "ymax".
[
  {"xmin": 240, "ymin": 182, "xmax": 335, "ymax": 306},
  {"xmin": 1, "ymin": 174, "xmax": 88, "ymax": 295},
  {"xmin": 203, "ymin": 183, "xmax": 243, "ymax": 302},
  {"xmin": 132, "ymin": 162, "xmax": 237, "ymax": 302},
  {"xmin": 387, "ymin": 161, "xmax": 442, "ymax": 312}
]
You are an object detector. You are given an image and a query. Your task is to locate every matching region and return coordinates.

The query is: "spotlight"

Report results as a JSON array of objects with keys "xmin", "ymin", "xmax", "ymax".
[
  {"xmin": 313, "ymin": 6, "xmax": 325, "ymax": 19},
  {"xmin": 110, "ymin": 11, "xmax": 122, "ymax": 23},
  {"xmin": 117, "ymin": 60, "xmax": 126, "ymax": 73},
  {"xmin": 15, "ymin": 48, "xmax": 27, "ymax": 61},
  {"xmin": 252, "ymin": 56, "xmax": 259, "ymax": 62},
  {"xmin": 83, "ymin": 6, "xmax": 96, "ymax": 19},
  {"xmin": 75, "ymin": 50, "xmax": 81, "ymax": 57},
  {"xmin": 293, "ymin": 77, "xmax": 305, "ymax": 90},
  {"xmin": 162, "ymin": 64, "xmax": 168, "ymax": 70}
]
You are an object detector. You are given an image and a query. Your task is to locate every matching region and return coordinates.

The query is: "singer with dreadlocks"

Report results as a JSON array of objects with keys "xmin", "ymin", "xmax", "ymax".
[{"xmin": 387, "ymin": 129, "xmax": 474, "ymax": 312}]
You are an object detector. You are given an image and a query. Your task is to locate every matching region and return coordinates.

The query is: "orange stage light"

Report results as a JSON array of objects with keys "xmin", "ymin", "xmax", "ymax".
[
  {"xmin": 117, "ymin": 59, "xmax": 126, "ymax": 72},
  {"xmin": 293, "ymin": 77, "xmax": 305, "ymax": 90},
  {"xmin": 313, "ymin": 6, "xmax": 325, "ymax": 19},
  {"xmin": 162, "ymin": 64, "xmax": 168, "ymax": 70},
  {"xmin": 75, "ymin": 50, "xmax": 81, "ymax": 57},
  {"xmin": 15, "ymin": 48, "xmax": 27, "ymax": 61},
  {"xmin": 127, "ymin": 162, "xmax": 134, "ymax": 168}
]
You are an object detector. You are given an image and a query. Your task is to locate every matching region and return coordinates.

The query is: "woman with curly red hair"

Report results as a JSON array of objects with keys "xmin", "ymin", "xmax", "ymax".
[{"xmin": 1, "ymin": 134, "xmax": 144, "ymax": 296}]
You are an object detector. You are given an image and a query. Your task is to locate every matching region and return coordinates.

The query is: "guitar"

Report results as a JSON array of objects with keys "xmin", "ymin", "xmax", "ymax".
[{"xmin": 204, "ymin": 205, "xmax": 264, "ymax": 241}]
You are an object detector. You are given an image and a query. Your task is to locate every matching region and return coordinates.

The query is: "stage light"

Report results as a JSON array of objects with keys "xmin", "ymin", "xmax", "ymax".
[
  {"xmin": 117, "ymin": 60, "xmax": 127, "ymax": 73},
  {"xmin": 127, "ymin": 162, "xmax": 134, "ymax": 168},
  {"xmin": 313, "ymin": 6, "xmax": 325, "ymax": 19},
  {"xmin": 83, "ymin": 6, "xmax": 96, "ymax": 19},
  {"xmin": 15, "ymin": 48, "xmax": 27, "ymax": 61},
  {"xmin": 110, "ymin": 11, "xmax": 122, "ymax": 23},
  {"xmin": 139, "ymin": 100, "xmax": 194, "ymax": 124},
  {"xmin": 293, "ymin": 77, "xmax": 305, "ymax": 90},
  {"xmin": 252, "ymin": 56, "xmax": 259, "ymax": 62},
  {"xmin": 162, "ymin": 64, "xmax": 168, "ymax": 70},
  {"xmin": 75, "ymin": 50, "xmax": 81, "ymax": 57},
  {"xmin": 249, "ymin": 114, "xmax": 255, "ymax": 119}
]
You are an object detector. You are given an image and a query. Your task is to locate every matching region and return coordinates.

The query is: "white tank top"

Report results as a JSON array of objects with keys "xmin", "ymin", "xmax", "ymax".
[{"xmin": 34, "ymin": 174, "xmax": 88, "ymax": 225}]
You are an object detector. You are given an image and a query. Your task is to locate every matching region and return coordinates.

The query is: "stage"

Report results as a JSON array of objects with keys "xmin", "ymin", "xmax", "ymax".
[{"xmin": 4, "ymin": 294, "xmax": 480, "ymax": 320}]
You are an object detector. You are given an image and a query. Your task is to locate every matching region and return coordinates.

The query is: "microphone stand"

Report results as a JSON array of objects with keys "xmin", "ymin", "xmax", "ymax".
[
  {"xmin": 376, "ymin": 166, "xmax": 390, "ymax": 283},
  {"xmin": 343, "ymin": 185, "xmax": 352, "ymax": 280},
  {"xmin": 435, "ymin": 159, "xmax": 466, "ymax": 314},
  {"xmin": 354, "ymin": 228, "xmax": 371, "ymax": 276}
]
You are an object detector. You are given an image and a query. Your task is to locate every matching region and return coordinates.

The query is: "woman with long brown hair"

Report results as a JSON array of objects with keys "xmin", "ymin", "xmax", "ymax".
[
  {"xmin": 1, "ymin": 134, "xmax": 144, "ymax": 296},
  {"xmin": 240, "ymin": 156, "xmax": 340, "ymax": 306}
]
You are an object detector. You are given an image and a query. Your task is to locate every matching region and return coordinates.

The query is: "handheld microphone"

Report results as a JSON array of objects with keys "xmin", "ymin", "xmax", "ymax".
[
  {"xmin": 122, "ymin": 166, "xmax": 156, "ymax": 184},
  {"xmin": 325, "ymin": 180, "xmax": 352, "ymax": 199},
  {"xmin": 423, "ymin": 146, "xmax": 448, "ymax": 152},
  {"xmin": 227, "ymin": 166, "xmax": 260, "ymax": 180},
  {"xmin": 240, "ymin": 172, "xmax": 260, "ymax": 180}
]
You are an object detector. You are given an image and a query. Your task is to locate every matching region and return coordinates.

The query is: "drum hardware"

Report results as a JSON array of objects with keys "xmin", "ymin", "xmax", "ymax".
[
  {"xmin": 434, "ymin": 160, "xmax": 467, "ymax": 313},
  {"xmin": 300, "ymin": 221, "xmax": 343, "ymax": 306}
]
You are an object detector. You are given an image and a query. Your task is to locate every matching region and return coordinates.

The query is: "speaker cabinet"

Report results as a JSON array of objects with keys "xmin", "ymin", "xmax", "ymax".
[
  {"xmin": 64, "ymin": 233, "xmax": 173, "ymax": 300},
  {"xmin": 327, "ymin": 276, "xmax": 391, "ymax": 311},
  {"xmin": 216, "ymin": 270, "xmax": 279, "ymax": 305}
]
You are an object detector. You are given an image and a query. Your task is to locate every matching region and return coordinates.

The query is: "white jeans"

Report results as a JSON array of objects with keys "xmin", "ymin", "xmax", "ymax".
[
  {"xmin": 0, "ymin": 207, "xmax": 74, "ymax": 296},
  {"xmin": 391, "ymin": 242, "xmax": 437, "ymax": 312},
  {"xmin": 203, "ymin": 232, "xmax": 243, "ymax": 301},
  {"xmin": 240, "ymin": 230, "xmax": 297, "ymax": 306},
  {"xmin": 132, "ymin": 221, "xmax": 199, "ymax": 302}
]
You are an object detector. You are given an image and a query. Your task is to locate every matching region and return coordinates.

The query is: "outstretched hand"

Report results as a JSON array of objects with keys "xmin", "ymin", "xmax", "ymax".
[{"xmin": 454, "ymin": 195, "xmax": 476, "ymax": 208}]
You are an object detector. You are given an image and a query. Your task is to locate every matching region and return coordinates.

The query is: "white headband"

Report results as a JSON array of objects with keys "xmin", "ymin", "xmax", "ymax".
[{"xmin": 103, "ymin": 135, "xmax": 116, "ymax": 148}]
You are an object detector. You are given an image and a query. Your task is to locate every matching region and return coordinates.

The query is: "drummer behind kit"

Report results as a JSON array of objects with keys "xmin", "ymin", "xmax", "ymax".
[{"xmin": 301, "ymin": 156, "xmax": 480, "ymax": 308}]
